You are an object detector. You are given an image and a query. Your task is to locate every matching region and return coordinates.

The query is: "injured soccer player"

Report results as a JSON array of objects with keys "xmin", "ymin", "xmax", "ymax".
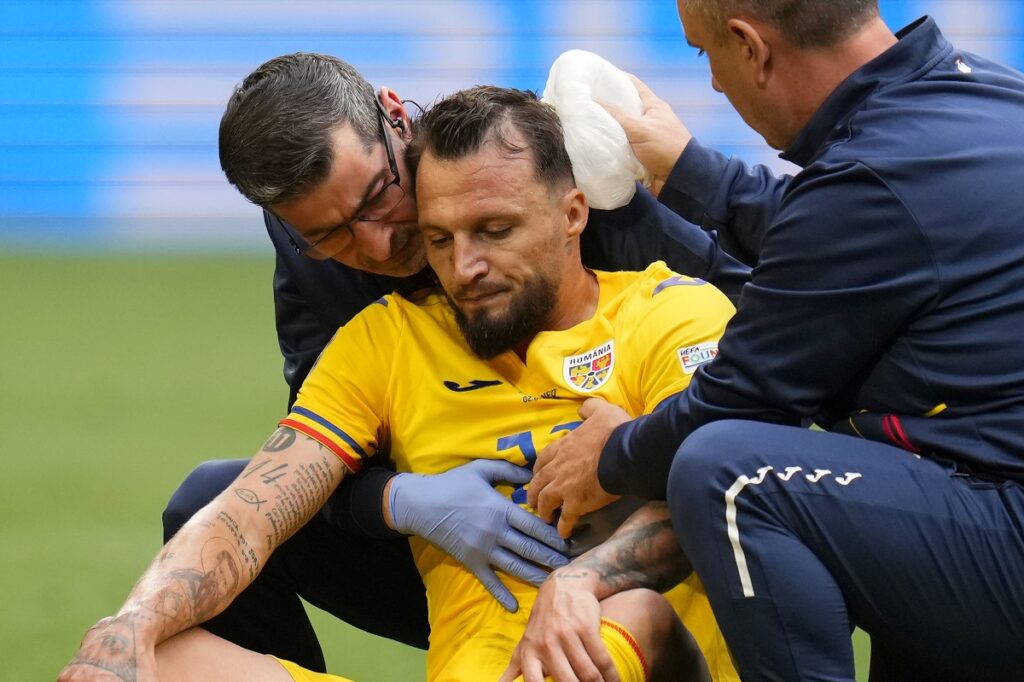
[{"xmin": 61, "ymin": 86, "xmax": 738, "ymax": 682}]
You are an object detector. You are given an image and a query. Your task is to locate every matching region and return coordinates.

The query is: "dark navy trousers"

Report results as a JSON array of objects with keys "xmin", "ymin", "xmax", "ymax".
[
  {"xmin": 668, "ymin": 421, "xmax": 1024, "ymax": 682},
  {"xmin": 162, "ymin": 459, "xmax": 428, "ymax": 672}
]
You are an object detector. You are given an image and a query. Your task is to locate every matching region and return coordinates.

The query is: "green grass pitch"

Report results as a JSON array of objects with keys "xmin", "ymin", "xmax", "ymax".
[{"xmin": 1, "ymin": 253, "xmax": 867, "ymax": 680}]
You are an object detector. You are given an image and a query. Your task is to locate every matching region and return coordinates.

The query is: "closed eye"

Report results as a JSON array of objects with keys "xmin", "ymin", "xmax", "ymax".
[
  {"xmin": 482, "ymin": 226, "xmax": 513, "ymax": 240},
  {"xmin": 356, "ymin": 182, "xmax": 391, "ymax": 220}
]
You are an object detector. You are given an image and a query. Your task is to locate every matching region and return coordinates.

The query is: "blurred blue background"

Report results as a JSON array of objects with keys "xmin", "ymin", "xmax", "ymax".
[{"xmin": 2, "ymin": 0, "xmax": 1022, "ymax": 252}]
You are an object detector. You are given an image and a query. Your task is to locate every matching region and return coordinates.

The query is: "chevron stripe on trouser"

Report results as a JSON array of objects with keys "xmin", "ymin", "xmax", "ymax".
[{"xmin": 667, "ymin": 420, "xmax": 1024, "ymax": 682}]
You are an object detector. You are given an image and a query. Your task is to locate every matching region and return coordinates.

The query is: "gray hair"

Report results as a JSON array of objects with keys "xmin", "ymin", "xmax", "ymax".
[
  {"xmin": 681, "ymin": 0, "xmax": 879, "ymax": 48},
  {"xmin": 219, "ymin": 53, "xmax": 378, "ymax": 207}
]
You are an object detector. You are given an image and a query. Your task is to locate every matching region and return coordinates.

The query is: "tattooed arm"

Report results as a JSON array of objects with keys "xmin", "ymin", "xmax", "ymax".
[
  {"xmin": 58, "ymin": 427, "xmax": 348, "ymax": 682},
  {"xmin": 499, "ymin": 502, "xmax": 689, "ymax": 682},
  {"xmin": 561, "ymin": 501, "xmax": 689, "ymax": 597}
]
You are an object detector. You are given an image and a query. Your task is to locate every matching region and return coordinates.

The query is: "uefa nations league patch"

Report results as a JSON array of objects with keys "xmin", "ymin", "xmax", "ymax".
[
  {"xmin": 678, "ymin": 342, "xmax": 718, "ymax": 374},
  {"xmin": 564, "ymin": 341, "xmax": 615, "ymax": 392}
]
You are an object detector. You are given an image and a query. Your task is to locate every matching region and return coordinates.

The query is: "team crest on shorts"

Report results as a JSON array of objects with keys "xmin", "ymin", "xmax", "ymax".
[{"xmin": 564, "ymin": 341, "xmax": 615, "ymax": 392}]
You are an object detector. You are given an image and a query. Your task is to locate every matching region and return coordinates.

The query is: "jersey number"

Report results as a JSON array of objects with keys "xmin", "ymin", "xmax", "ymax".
[{"xmin": 497, "ymin": 421, "xmax": 581, "ymax": 503}]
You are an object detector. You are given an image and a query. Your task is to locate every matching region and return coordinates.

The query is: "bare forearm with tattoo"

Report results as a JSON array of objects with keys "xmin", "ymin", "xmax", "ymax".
[
  {"xmin": 132, "ymin": 429, "xmax": 340, "ymax": 632},
  {"xmin": 556, "ymin": 502, "xmax": 690, "ymax": 598},
  {"xmin": 499, "ymin": 503, "xmax": 692, "ymax": 681},
  {"xmin": 59, "ymin": 427, "xmax": 347, "ymax": 681}
]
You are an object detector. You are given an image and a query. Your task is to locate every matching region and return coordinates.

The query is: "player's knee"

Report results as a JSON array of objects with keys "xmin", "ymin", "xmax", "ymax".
[
  {"xmin": 639, "ymin": 592, "xmax": 712, "ymax": 682},
  {"xmin": 602, "ymin": 590, "xmax": 709, "ymax": 682},
  {"xmin": 601, "ymin": 589, "xmax": 675, "ymax": 655},
  {"xmin": 162, "ymin": 458, "xmax": 247, "ymax": 542}
]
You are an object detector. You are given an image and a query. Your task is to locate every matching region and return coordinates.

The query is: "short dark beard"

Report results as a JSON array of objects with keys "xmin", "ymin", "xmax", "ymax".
[{"xmin": 449, "ymin": 274, "xmax": 558, "ymax": 359}]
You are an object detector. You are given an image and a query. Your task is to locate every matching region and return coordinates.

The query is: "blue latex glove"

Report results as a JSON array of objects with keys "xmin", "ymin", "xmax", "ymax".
[{"xmin": 388, "ymin": 459, "xmax": 570, "ymax": 612}]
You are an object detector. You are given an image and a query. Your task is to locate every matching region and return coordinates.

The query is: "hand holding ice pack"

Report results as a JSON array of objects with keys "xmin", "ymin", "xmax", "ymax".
[{"xmin": 542, "ymin": 49, "xmax": 650, "ymax": 209}]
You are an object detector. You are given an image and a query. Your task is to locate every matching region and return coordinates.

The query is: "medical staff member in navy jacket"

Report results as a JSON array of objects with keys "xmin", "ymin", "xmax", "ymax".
[
  {"xmin": 525, "ymin": 3, "xmax": 1024, "ymax": 680},
  {"xmin": 161, "ymin": 52, "xmax": 750, "ymax": 673}
]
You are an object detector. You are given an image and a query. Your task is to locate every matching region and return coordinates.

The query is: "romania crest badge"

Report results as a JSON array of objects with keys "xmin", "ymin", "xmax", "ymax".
[{"xmin": 563, "ymin": 341, "xmax": 615, "ymax": 392}]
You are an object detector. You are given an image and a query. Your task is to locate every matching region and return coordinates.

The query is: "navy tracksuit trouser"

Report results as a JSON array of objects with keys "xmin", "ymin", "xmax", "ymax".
[{"xmin": 668, "ymin": 420, "xmax": 1024, "ymax": 681}]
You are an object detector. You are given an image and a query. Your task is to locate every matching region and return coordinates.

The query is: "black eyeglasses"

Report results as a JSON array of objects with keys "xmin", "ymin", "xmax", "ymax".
[{"xmin": 286, "ymin": 99, "xmax": 406, "ymax": 260}]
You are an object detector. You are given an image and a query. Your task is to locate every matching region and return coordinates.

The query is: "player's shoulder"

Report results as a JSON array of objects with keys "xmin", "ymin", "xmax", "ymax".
[
  {"xmin": 352, "ymin": 287, "xmax": 447, "ymax": 324},
  {"xmin": 345, "ymin": 287, "xmax": 461, "ymax": 354},
  {"xmin": 601, "ymin": 261, "xmax": 733, "ymax": 340},
  {"xmin": 615, "ymin": 261, "xmax": 731, "ymax": 309},
  {"xmin": 344, "ymin": 291, "xmax": 404, "ymax": 330}
]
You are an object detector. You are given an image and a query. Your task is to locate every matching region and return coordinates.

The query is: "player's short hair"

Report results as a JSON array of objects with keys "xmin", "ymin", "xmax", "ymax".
[
  {"xmin": 409, "ymin": 86, "xmax": 575, "ymax": 193},
  {"xmin": 681, "ymin": 0, "xmax": 879, "ymax": 49},
  {"xmin": 219, "ymin": 52, "xmax": 378, "ymax": 207}
]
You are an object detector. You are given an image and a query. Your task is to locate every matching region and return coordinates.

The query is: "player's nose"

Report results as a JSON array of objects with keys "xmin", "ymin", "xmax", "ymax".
[{"xmin": 451, "ymin": 235, "xmax": 488, "ymax": 285}]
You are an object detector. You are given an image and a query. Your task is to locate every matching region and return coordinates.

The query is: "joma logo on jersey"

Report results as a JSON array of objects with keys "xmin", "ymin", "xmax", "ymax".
[
  {"xmin": 678, "ymin": 342, "xmax": 718, "ymax": 374},
  {"xmin": 563, "ymin": 341, "xmax": 615, "ymax": 392}
]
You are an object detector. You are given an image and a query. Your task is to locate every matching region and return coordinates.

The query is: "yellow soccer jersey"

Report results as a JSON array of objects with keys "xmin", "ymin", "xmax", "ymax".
[{"xmin": 284, "ymin": 262, "xmax": 737, "ymax": 681}]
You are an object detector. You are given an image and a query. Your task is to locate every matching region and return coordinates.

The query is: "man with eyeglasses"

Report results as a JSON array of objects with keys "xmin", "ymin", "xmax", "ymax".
[
  {"xmin": 272, "ymin": 98, "xmax": 415, "ymax": 272},
  {"xmin": 158, "ymin": 52, "xmax": 749, "ymax": 673}
]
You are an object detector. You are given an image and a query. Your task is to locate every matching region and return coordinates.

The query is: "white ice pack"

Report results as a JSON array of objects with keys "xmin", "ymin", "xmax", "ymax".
[{"xmin": 541, "ymin": 49, "xmax": 651, "ymax": 209}]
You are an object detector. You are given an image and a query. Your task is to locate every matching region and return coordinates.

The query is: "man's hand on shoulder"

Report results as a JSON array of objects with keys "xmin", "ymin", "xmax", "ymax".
[
  {"xmin": 530, "ymin": 398, "xmax": 627, "ymax": 538},
  {"xmin": 386, "ymin": 459, "xmax": 569, "ymax": 612}
]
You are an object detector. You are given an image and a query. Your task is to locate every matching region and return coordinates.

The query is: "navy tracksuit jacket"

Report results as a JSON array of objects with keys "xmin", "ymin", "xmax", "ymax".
[{"xmin": 598, "ymin": 17, "xmax": 1024, "ymax": 680}]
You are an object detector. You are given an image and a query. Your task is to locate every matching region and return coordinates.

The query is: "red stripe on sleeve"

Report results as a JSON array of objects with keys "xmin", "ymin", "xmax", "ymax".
[{"xmin": 279, "ymin": 419, "xmax": 362, "ymax": 473}]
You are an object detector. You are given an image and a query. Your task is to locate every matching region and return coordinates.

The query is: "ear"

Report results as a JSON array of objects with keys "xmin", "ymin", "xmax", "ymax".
[
  {"xmin": 379, "ymin": 87, "xmax": 412, "ymax": 139},
  {"xmin": 727, "ymin": 18, "xmax": 771, "ymax": 87},
  {"xmin": 562, "ymin": 188, "xmax": 589, "ymax": 239}
]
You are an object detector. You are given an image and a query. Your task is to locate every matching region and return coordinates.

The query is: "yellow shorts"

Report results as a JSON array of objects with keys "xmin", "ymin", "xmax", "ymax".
[
  {"xmin": 419, "ymin": 538, "xmax": 737, "ymax": 682},
  {"xmin": 432, "ymin": 617, "xmax": 646, "ymax": 682},
  {"xmin": 271, "ymin": 656, "xmax": 355, "ymax": 682},
  {"xmin": 269, "ymin": 621, "xmax": 642, "ymax": 682},
  {"xmin": 274, "ymin": 566, "xmax": 736, "ymax": 682}
]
